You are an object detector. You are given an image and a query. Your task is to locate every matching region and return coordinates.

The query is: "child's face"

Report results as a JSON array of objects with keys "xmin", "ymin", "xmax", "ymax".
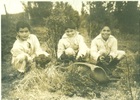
[
  {"xmin": 100, "ymin": 26, "xmax": 111, "ymax": 41},
  {"xmin": 17, "ymin": 27, "xmax": 30, "ymax": 41},
  {"xmin": 65, "ymin": 28, "xmax": 75, "ymax": 37}
]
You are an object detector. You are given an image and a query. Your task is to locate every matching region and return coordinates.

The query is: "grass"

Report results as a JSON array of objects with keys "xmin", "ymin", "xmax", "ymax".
[
  {"xmin": 7, "ymin": 56, "xmax": 140, "ymax": 100},
  {"xmin": 2, "ymin": 25, "xmax": 140, "ymax": 100},
  {"xmin": 115, "ymin": 33, "xmax": 140, "ymax": 52}
]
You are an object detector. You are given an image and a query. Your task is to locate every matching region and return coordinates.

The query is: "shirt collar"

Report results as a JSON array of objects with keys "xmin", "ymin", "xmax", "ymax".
[{"xmin": 16, "ymin": 34, "xmax": 31, "ymax": 42}]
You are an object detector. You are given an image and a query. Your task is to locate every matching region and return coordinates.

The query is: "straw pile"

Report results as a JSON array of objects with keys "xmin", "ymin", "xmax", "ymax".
[
  {"xmin": 9, "ymin": 62, "xmax": 97, "ymax": 100},
  {"xmin": 8, "ymin": 50, "xmax": 140, "ymax": 100}
]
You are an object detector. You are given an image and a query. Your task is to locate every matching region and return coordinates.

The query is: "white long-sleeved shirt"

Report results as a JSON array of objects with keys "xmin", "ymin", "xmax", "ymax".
[
  {"xmin": 57, "ymin": 32, "xmax": 88, "ymax": 58},
  {"xmin": 90, "ymin": 34, "xmax": 118, "ymax": 61},
  {"xmin": 11, "ymin": 34, "xmax": 49, "ymax": 64}
]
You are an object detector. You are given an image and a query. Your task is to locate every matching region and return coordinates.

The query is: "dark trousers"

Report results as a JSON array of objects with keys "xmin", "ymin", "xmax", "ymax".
[{"xmin": 96, "ymin": 58, "xmax": 120, "ymax": 75}]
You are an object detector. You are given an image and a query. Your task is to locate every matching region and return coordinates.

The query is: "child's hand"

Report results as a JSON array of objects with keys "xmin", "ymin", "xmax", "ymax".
[
  {"xmin": 108, "ymin": 55, "xmax": 113, "ymax": 63},
  {"xmin": 28, "ymin": 57, "xmax": 33, "ymax": 63},
  {"xmin": 98, "ymin": 56, "xmax": 105, "ymax": 62},
  {"xmin": 76, "ymin": 53, "xmax": 85, "ymax": 60},
  {"xmin": 19, "ymin": 58, "xmax": 25, "ymax": 63}
]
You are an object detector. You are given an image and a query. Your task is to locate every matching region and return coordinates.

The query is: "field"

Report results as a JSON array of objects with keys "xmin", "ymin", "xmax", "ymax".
[{"xmin": 1, "ymin": 14, "xmax": 140, "ymax": 100}]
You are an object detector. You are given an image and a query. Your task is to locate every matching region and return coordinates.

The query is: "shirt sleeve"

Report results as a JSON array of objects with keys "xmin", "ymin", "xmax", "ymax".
[
  {"xmin": 11, "ymin": 43, "xmax": 31, "ymax": 64},
  {"xmin": 110, "ymin": 38, "xmax": 118, "ymax": 58},
  {"xmin": 11, "ymin": 41, "xmax": 29, "ymax": 56},
  {"xmin": 90, "ymin": 39, "xmax": 100, "ymax": 61},
  {"xmin": 78, "ymin": 35, "xmax": 89, "ymax": 56},
  {"xmin": 32, "ymin": 35, "xmax": 49, "ymax": 56},
  {"xmin": 57, "ymin": 39, "xmax": 65, "ymax": 58}
]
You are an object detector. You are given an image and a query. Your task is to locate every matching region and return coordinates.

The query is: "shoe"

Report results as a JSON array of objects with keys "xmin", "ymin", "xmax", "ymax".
[
  {"xmin": 109, "ymin": 58, "xmax": 120, "ymax": 67},
  {"xmin": 16, "ymin": 71, "xmax": 25, "ymax": 79}
]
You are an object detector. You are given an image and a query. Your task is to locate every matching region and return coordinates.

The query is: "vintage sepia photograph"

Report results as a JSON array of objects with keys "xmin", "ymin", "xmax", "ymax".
[{"xmin": 1, "ymin": 0, "xmax": 140, "ymax": 99}]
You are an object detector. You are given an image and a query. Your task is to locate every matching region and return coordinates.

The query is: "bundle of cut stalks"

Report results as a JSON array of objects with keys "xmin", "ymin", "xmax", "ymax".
[{"xmin": 9, "ymin": 63, "xmax": 97, "ymax": 100}]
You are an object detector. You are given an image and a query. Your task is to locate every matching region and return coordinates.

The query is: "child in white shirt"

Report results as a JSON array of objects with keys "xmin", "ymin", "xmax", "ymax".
[{"xmin": 11, "ymin": 21, "xmax": 50, "ymax": 73}]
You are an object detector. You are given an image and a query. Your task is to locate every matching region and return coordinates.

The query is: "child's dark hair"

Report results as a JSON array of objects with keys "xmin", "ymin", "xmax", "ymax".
[
  {"xmin": 100, "ymin": 22, "xmax": 112, "ymax": 31},
  {"xmin": 64, "ymin": 20, "xmax": 77, "ymax": 30},
  {"xmin": 16, "ymin": 21, "xmax": 31, "ymax": 32}
]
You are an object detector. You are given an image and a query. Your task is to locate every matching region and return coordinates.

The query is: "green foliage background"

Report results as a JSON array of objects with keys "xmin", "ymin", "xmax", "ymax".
[
  {"xmin": 2, "ymin": 1, "xmax": 139, "ymax": 59},
  {"xmin": 1, "ymin": 1, "xmax": 140, "ymax": 99}
]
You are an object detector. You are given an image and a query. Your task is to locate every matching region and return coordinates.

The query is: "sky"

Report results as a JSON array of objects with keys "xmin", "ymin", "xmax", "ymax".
[
  {"xmin": 0, "ymin": 0, "xmax": 24, "ymax": 14},
  {"xmin": 0, "ymin": 0, "xmax": 83, "ymax": 15},
  {"xmin": 0, "ymin": 0, "xmax": 140, "ymax": 15}
]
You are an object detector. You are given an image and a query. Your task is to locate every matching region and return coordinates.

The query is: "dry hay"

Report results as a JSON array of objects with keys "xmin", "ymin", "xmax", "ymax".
[
  {"xmin": 9, "ymin": 63, "xmax": 98, "ymax": 100},
  {"xmin": 9, "ymin": 64, "xmax": 65, "ymax": 99},
  {"xmin": 8, "ymin": 50, "xmax": 140, "ymax": 100}
]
